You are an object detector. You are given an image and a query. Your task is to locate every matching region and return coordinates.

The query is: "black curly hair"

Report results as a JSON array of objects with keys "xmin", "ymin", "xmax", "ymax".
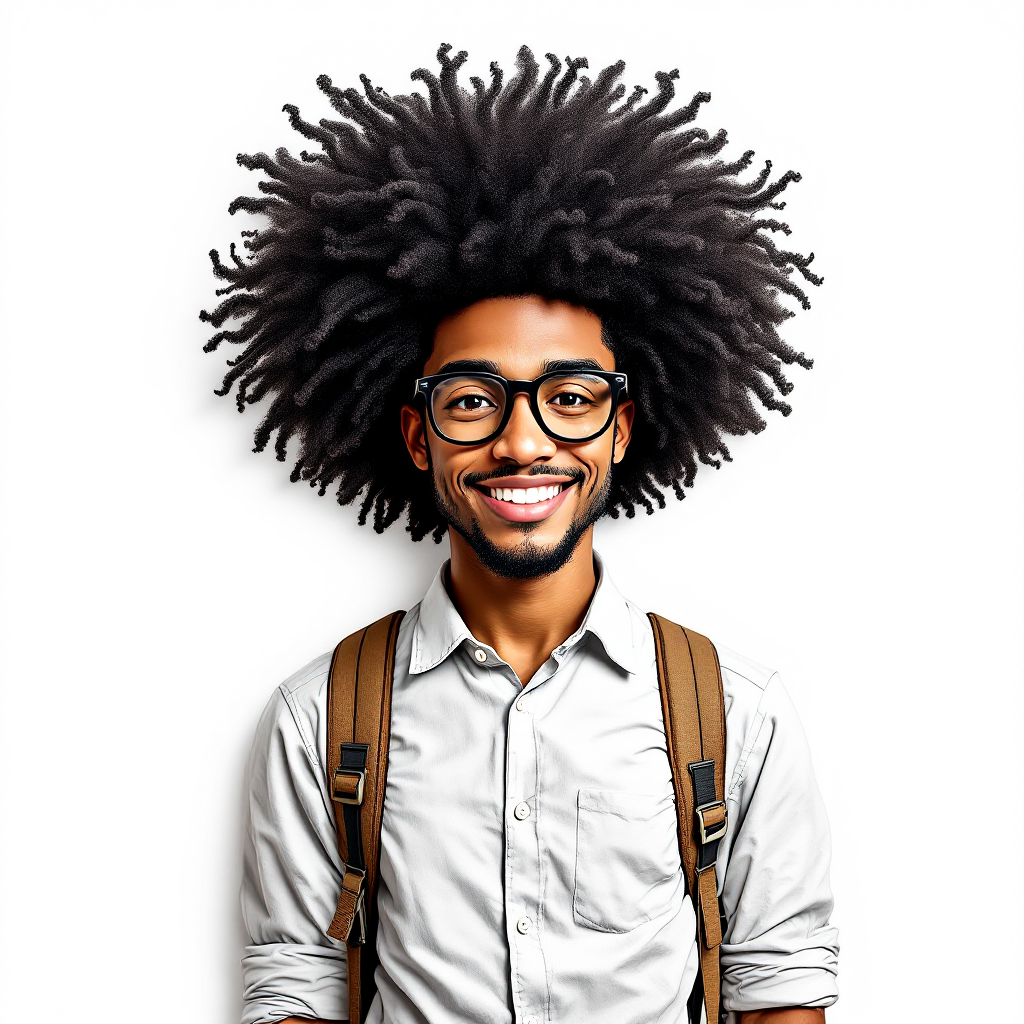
[{"xmin": 202, "ymin": 44, "xmax": 820, "ymax": 542}]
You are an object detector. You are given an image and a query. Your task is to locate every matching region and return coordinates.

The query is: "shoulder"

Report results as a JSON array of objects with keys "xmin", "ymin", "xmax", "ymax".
[
  {"xmin": 716, "ymin": 642, "xmax": 805, "ymax": 733},
  {"xmin": 717, "ymin": 643, "xmax": 779, "ymax": 723},
  {"xmin": 713, "ymin": 644, "xmax": 789, "ymax": 797},
  {"xmin": 253, "ymin": 608, "xmax": 420, "ymax": 771},
  {"xmin": 279, "ymin": 650, "xmax": 333, "ymax": 701},
  {"xmin": 717, "ymin": 644, "xmax": 777, "ymax": 694},
  {"xmin": 712, "ymin": 644, "xmax": 817, "ymax": 805},
  {"xmin": 251, "ymin": 651, "xmax": 333, "ymax": 771}
]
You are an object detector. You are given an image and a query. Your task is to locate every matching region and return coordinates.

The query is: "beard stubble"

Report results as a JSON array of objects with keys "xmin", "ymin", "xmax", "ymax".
[{"xmin": 432, "ymin": 471, "xmax": 612, "ymax": 580}]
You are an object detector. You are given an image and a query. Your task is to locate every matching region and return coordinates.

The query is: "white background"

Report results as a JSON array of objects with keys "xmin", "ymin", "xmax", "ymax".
[{"xmin": 1, "ymin": 1, "xmax": 1022, "ymax": 1021}]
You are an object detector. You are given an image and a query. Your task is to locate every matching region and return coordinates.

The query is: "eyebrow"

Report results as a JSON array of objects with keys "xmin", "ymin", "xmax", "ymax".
[
  {"xmin": 544, "ymin": 358, "xmax": 604, "ymax": 373},
  {"xmin": 433, "ymin": 357, "xmax": 607, "ymax": 376},
  {"xmin": 434, "ymin": 359, "xmax": 503, "ymax": 375}
]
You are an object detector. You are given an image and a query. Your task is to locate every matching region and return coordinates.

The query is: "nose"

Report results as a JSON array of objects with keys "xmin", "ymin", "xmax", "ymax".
[{"xmin": 490, "ymin": 394, "xmax": 557, "ymax": 464}]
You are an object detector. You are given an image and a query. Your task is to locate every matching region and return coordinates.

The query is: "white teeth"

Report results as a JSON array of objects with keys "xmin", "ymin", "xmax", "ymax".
[{"xmin": 487, "ymin": 483, "xmax": 566, "ymax": 504}]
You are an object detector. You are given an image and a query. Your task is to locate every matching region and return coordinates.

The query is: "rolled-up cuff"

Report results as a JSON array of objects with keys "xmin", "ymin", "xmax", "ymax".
[
  {"xmin": 721, "ymin": 941, "xmax": 839, "ymax": 1013},
  {"xmin": 241, "ymin": 942, "xmax": 348, "ymax": 1024}
]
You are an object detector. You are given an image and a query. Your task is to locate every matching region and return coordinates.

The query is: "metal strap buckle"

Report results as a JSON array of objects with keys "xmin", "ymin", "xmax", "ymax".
[
  {"xmin": 695, "ymin": 800, "xmax": 728, "ymax": 845},
  {"xmin": 332, "ymin": 768, "xmax": 366, "ymax": 805}
]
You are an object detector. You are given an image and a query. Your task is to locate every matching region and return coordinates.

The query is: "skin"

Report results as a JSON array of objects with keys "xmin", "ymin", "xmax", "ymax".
[{"xmin": 280, "ymin": 296, "xmax": 824, "ymax": 1024}]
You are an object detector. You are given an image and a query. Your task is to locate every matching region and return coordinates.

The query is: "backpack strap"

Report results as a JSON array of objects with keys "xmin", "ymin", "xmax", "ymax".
[
  {"xmin": 648, "ymin": 613, "xmax": 728, "ymax": 1024},
  {"xmin": 325, "ymin": 611, "xmax": 405, "ymax": 1024}
]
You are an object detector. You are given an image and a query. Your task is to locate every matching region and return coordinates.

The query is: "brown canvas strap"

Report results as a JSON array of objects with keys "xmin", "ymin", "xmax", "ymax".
[
  {"xmin": 649, "ymin": 613, "xmax": 728, "ymax": 1024},
  {"xmin": 326, "ymin": 611, "xmax": 405, "ymax": 1024}
]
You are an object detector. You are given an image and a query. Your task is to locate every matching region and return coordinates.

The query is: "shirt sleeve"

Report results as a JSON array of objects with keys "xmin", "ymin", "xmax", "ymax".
[
  {"xmin": 718, "ymin": 673, "xmax": 839, "ymax": 1016},
  {"xmin": 240, "ymin": 679, "xmax": 349, "ymax": 1024}
]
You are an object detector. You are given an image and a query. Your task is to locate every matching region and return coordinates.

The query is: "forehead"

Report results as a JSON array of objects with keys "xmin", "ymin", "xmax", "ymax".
[{"xmin": 425, "ymin": 295, "xmax": 613, "ymax": 376}]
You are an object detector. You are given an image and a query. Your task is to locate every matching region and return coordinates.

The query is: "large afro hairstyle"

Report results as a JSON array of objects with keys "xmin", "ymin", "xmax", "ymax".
[{"xmin": 202, "ymin": 44, "xmax": 821, "ymax": 542}]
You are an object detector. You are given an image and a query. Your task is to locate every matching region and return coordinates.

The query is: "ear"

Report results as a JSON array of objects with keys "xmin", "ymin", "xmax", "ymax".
[
  {"xmin": 612, "ymin": 398, "xmax": 634, "ymax": 464},
  {"xmin": 400, "ymin": 403, "xmax": 431, "ymax": 472}
]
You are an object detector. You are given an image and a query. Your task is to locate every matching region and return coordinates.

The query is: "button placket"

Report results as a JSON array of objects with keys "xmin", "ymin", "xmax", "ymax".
[{"xmin": 504, "ymin": 684, "xmax": 546, "ymax": 1024}]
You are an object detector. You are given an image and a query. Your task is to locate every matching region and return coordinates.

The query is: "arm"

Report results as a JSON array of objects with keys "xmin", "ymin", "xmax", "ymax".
[
  {"xmin": 241, "ymin": 672, "xmax": 351, "ymax": 1024},
  {"xmin": 718, "ymin": 672, "xmax": 839, "ymax": 1017}
]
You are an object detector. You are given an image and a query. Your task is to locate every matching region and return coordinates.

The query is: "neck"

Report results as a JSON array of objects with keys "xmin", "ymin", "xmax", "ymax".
[{"xmin": 446, "ymin": 530, "xmax": 598, "ymax": 686}]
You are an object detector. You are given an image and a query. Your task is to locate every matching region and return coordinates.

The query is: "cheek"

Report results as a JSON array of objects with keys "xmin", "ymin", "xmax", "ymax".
[
  {"xmin": 431, "ymin": 445, "xmax": 474, "ymax": 490},
  {"xmin": 575, "ymin": 449, "xmax": 612, "ymax": 494}
]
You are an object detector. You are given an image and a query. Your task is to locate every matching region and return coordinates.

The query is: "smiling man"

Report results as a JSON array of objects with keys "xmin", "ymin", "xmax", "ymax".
[{"xmin": 205, "ymin": 45, "xmax": 838, "ymax": 1024}]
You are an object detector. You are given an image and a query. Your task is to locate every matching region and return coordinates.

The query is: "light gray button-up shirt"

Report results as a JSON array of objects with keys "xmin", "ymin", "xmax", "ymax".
[{"xmin": 241, "ymin": 560, "xmax": 838, "ymax": 1024}]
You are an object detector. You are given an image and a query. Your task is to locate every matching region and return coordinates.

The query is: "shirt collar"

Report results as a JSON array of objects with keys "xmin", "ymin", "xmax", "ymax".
[
  {"xmin": 409, "ymin": 553, "xmax": 639, "ymax": 676},
  {"xmin": 409, "ymin": 563, "xmax": 476, "ymax": 675}
]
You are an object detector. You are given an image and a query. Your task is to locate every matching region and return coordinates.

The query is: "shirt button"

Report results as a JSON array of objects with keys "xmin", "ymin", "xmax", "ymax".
[
  {"xmin": 515, "ymin": 697, "xmax": 528, "ymax": 711},
  {"xmin": 516, "ymin": 915, "xmax": 531, "ymax": 934},
  {"xmin": 514, "ymin": 801, "xmax": 531, "ymax": 820},
  {"xmin": 473, "ymin": 648, "xmax": 487, "ymax": 663},
  {"xmin": 525, "ymin": 1017, "xmax": 540, "ymax": 1024}
]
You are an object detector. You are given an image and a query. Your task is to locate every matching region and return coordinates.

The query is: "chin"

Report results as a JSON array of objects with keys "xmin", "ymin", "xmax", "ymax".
[
  {"xmin": 464, "ymin": 529, "xmax": 587, "ymax": 580},
  {"xmin": 436, "ymin": 477, "xmax": 612, "ymax": 581}
]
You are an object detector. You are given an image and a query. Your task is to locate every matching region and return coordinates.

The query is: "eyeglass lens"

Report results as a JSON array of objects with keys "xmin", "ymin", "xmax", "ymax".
[{"xmin": 431, "ymin": 374, "xmax": 615, "ymax": 443}]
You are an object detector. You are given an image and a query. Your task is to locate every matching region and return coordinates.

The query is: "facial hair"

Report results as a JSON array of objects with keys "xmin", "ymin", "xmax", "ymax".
[{"xmin": 432, "ymin": 469, "xmax": 612, "ymax": 581}]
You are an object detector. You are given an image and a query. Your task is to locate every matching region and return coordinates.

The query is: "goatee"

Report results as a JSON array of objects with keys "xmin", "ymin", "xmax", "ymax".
[{"xmin": 433, "ymin": 473, "xmax": 611, "ymax": 580}]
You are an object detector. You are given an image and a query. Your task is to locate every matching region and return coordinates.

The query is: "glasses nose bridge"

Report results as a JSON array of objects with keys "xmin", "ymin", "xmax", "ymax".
[
  {"xmin": 502, "ymin": 385, "xmax": 542, "ymax": 432},
  {"xmin": 494, "ymin": 383, "xmax": 552, "ymax": 452},
  {"xmin": 504, "ymin": 378, "xmax": 536, "ymax": 400}
]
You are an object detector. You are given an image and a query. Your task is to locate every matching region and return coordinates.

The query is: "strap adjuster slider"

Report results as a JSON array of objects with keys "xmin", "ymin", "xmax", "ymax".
[
  {"xmin": 332, "ymin": 768, "xmax": 366, "ymax": 805},
  {"xmin": 695, "ymin": 800, "xmax": 728, "ymax": 845}
]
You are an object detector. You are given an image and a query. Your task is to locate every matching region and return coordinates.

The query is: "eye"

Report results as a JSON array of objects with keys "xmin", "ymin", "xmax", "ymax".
[
  {"xmin": 547, "ymin": 390, "xmax": 593, "ymax": 409},
  {"xmin": 448, "ymin": 393, "xmax": 497, "ymax": 412}
]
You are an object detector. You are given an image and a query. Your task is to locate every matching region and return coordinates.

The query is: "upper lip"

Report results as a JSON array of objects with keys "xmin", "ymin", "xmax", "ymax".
[{"xmin": 474, "ymin": 475, "xmax": 576, "ymax": 491}]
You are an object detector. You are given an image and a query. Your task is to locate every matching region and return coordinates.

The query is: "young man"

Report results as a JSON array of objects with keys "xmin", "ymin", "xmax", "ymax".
[{"xmin": 205, "ymin": 45, "xmax": 838, "ymax": 1024}]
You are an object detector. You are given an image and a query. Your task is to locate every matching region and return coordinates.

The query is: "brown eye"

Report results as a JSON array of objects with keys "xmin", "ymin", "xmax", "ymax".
[
  {"xmin": 549, "ymin": 392, "xmax": 591, "ymax": 408},
  {"xmin": 448, "ymin": 394, "xmax": 496, "ymax": 412}
]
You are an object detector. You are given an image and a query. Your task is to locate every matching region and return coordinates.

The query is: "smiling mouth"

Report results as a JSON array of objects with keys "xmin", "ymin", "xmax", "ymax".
[
  {"xmin": 481, "ymin": 483, "xmax": 569, "ymax": 505},
  {"xmin": 472, "ymin": 478, "xmax": 577, "ymax": 524}
]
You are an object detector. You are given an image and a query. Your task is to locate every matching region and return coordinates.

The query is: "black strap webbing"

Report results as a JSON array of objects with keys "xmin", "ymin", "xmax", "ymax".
[
  {"xmin": 687, "ymin": 969, "xmax": 706, "ymax": 1024},
  {"xmin": 688, "ymin": 758, "xmax": 726, "ymax": 874},
  {"xmin": 339, "ymin": 741, "xmax": 369, "ymax": 943}
]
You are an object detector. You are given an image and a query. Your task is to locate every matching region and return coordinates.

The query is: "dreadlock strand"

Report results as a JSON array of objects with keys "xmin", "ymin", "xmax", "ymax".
[
  {"xmin": 630, "ymin": 71, "xmax": 685, "ymax": 124},
  {"xmin": 279, "ymin": 104, "xmax": 344, "ymax": 161},
  {"xmin": 552, "ymin": 56, "xmax": 589, "ymax": 108},
  {"xmin": 526, "ymin": 53, "xmax": 563, "ymax": 114},
  {"xmin": 495, "ymin": 46, "xmax": 538, "ymax": 115}
]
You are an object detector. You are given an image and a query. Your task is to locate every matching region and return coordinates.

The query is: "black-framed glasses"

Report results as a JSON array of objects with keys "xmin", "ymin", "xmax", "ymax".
[{"xmin": 413, "ymin": 369, "xmax": 629, "ymax": 446}]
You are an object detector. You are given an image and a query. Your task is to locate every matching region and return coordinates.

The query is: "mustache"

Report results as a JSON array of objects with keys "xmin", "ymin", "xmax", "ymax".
[{"xmin": 463, "ymin": 466, "xmax": 586, "ymax": 487}]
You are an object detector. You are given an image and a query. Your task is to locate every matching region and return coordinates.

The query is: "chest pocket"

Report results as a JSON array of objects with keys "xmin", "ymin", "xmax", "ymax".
[{"xmin": 573, "ymin": 787, "xmax": 684, "ymax": 933}]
